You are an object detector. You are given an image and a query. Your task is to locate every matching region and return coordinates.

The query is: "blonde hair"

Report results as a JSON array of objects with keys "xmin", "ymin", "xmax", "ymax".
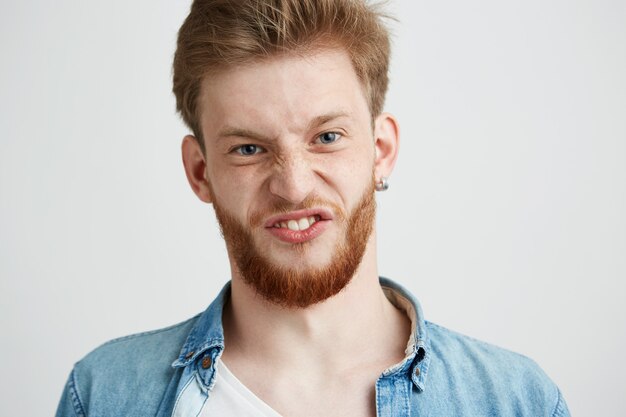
[{"xmin": 173, "ymin": 0, "xmax": 392, "ymax": 149}]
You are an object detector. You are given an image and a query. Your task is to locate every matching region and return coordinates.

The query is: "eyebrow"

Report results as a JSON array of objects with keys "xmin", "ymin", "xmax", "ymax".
[
  {"xmin": 217, "ymin": 127, "xmax": 271, "ymax": 142},
  {"xmin": 306, "ymin": 111, "xmax": 351, "ymax": 131},
  {"xmin": 216, "ymin": 111, "xmax": 352, "ymax": 142}
]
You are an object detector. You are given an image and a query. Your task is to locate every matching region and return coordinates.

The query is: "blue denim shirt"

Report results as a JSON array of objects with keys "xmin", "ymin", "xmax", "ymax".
[{"xmin": 56, "ymin": 277, "xmax": 570, "ymax": 416}]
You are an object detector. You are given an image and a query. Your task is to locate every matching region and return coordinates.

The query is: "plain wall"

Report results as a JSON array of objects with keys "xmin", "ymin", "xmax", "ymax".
[{"xmin": 1, "ymin": 1, "xmax": 624, "ymax": 416}]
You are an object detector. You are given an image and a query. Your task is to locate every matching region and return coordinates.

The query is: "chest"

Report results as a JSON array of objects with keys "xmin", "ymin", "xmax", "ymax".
[
  {"xmin": 262, "ymin": 384, "xmax": 377, "ymax": 417},
  {"xmin": 202, "ymin": 361, "xmax": 382, "ymax": 417}
]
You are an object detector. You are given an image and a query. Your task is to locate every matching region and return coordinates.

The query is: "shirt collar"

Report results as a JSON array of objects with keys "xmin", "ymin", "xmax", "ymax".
[
  {"xmin": 172, "ymin": 282, "xmax": 229, "ymax": 368},
  {"xmin": 378, "ymin": 277, "xmax": 430, "ymax": 390},
  {"xmin": 172, "ymin": 277, "xmax": 430, "ymax": 389}
]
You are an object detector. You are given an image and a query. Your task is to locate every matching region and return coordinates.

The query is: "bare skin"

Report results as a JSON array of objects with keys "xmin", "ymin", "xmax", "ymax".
[
  {"xmin": 220, "ymin": 233, "xmax": 409, "ymax": 417},
  {"xmin": 182, "ymin": 48, "xmax": 407, "ymax": 416}
]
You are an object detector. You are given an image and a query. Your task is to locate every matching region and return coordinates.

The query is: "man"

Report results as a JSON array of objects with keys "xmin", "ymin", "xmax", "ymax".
[{"xmin": 56, "ymin": 1, "xmax": 570, "ymax": 416}]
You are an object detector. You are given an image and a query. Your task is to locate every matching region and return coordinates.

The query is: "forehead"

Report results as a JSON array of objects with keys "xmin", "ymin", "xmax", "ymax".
[{"xmin": 198, "ymin": 48, "xmax": 370, "ymax": 137}]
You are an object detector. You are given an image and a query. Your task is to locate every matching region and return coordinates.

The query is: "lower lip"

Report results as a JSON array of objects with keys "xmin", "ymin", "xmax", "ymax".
[{"xmin": 266, "ymin": 220, "xmax": 330, "ymax": 243}]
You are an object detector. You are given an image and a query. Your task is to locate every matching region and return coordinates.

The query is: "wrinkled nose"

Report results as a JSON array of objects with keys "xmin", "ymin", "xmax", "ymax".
[{"xmin": 268, "ymin": 154, "xmax": 316, "ymax": 205}]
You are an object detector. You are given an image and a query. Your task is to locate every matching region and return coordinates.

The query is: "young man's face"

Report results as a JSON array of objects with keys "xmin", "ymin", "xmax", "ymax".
[{"xmin": 187, "ymin": 48, "xmax": 392, "ymax": 307}]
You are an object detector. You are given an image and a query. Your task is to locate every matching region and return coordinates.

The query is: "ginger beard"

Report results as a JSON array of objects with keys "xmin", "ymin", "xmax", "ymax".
[{"xmin": 211, "ymin": 183, "xmax": 376, "ymax": 308}]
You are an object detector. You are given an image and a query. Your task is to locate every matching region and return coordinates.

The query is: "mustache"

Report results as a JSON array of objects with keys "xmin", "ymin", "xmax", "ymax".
[{"xmin": 249, "ymin": 196, "xmax": 346, "ymax": 228}]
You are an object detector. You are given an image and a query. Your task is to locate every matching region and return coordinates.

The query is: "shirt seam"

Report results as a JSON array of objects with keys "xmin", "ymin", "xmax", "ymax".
[
  {"xmin": 194, "ymin": 395, "xmax": 208, "ymax": 417},
  {"xmin": 551, "ymin": 388, "xmax": 566, "ymax": 417},
  {"xmin": 97, "ymin": 314, "xmax": 200, "ymax": 348},
  {"xmin": 171, "ymin": 370, "xmax": 197, "ymax": 416},
  {"xmin": 425, "ymin": 321, "xmax": 532, "ymax": 362},
  {"xmin": 69, "ymin": 368, "xmax": 86, "ymax": 417}
]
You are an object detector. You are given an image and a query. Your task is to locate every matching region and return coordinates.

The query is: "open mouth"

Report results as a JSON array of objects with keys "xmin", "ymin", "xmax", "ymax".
[
  {"xmin": 264, "ymin": 209, "xmax": 333, "ymax": 243},
  {"xmin": 271, "ymin": 214, "xmax": 322, "ymax": 232}
]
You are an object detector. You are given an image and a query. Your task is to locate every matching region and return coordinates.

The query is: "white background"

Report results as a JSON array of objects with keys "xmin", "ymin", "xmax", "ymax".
[{"xmin": 1, "ymin": 1, "xmax": 624, "ymax": 416}]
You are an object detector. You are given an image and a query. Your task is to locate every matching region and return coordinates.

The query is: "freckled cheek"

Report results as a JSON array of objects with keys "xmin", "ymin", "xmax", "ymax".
[
  {"xmin": 216, "ymin": 170, "xmax": 267, "ymax": 219},
  {"xmin": 324, "ymin": 157, "xmax": 374, "ymax": 203},
  {"xmin": 207, "ymin": 164, "xmax": 249, "ymax": 207}
]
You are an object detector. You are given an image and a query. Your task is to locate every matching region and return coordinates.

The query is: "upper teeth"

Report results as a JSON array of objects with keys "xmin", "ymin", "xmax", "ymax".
[{"xmin": 274, "ymin": 216, "xmax": 319, "ymax": 231}]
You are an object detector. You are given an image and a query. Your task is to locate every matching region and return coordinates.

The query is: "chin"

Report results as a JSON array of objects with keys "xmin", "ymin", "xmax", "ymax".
[{"xmin": 263, "ymin": 251, "xmax": 335, "ymax": 273}]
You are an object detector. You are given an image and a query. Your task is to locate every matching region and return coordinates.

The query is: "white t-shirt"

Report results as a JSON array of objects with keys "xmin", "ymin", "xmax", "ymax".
[{"xmin": 200, "ymin": 359, "xmax": 283, "ymax": 417}]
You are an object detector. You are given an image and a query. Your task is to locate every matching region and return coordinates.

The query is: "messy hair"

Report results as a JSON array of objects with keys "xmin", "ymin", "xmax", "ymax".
[{"xmin": 173, "ymin": 0, "xmax": 392, "ymax": 149}]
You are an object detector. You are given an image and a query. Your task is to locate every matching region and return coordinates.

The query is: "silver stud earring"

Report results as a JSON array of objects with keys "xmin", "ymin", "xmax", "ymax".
[{"xmin": 375, "ymin": 176, "xmax": 389, "ymax": 192}]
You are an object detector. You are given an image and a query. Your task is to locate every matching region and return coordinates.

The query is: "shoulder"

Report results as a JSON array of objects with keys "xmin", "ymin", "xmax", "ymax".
[
  {"xmin": 421, "ymin": 321, "xmax": 569, "ymax": 416},
  {"xmin": 64, "ymin": 315, "xmax": 200, "ymax": 416},
  {"xmin": 426, "ymin": 320, "xmax": 542, "ymax": 374},
  {"xmin": 77, "ymin": 314, "xmax": 199, "ymax": 370}
]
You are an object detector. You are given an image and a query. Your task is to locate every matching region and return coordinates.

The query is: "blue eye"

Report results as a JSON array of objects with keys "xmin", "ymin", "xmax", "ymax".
[
  {"xmin": 235, "ymin": 144, "xmax": 263, "ymax": 156},
  {"xmin": 318, "ymin": 132, "xmax": 341, "ymax": 144}
]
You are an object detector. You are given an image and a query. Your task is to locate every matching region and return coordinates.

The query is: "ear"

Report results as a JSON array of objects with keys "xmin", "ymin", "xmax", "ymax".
[
  {"xmin": 373, "ymin": 112, "xmax": 400, "ymax": 180},
  {"xmin": 181, "ymin": 135, "xmax": 213, "ymax": 204}
]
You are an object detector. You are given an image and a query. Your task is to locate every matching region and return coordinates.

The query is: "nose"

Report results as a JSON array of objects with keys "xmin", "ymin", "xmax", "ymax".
[{"xmin": 268, "ymin": 151, "xmax": 316, "ymax": 204}]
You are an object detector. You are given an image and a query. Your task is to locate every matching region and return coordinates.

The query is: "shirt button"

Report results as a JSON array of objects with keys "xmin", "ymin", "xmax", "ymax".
[
  {"xmin": 201, "ymin": 356, "xmax": 213, "ymax": 369},
  {"xmin": 414, "ymin": 367, "xmax": 420, "ymax": 377},
  {"xmin": 185, "ymin": 351, "xmax": 195, "ymax": 359}
]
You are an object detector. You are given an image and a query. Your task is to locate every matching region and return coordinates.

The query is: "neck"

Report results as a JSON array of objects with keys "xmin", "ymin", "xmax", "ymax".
[{"xmin": 221, "ymin": 233, "xmax": 410, "ymax": 375}]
